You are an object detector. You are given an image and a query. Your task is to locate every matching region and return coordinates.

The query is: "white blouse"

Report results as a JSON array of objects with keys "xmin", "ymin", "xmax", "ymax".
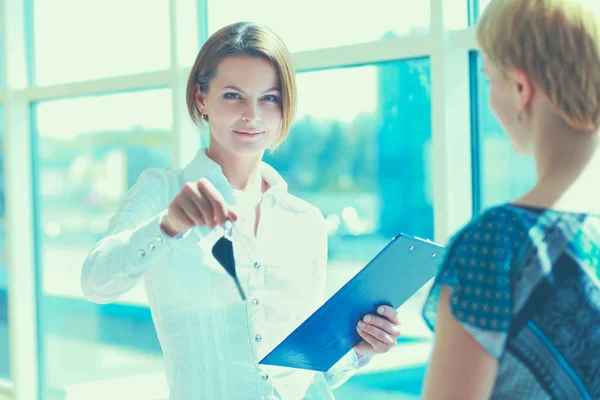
[{"xmin": 80, "ymin": 149, "xmax": 364, "ymax": 400}]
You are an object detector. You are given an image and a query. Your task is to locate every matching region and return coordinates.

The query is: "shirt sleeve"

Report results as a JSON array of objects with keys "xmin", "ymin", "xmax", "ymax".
[
  {"xmin": 324, "ymin": 348, "xmax": 372, "ymax": 389},
  {"xmin": 422, "ymin": 208, "xmax": 521, "ymax": 359},
  {"xmin": 80, "ymin": 168, "xmax": 219, "ymax": 304}
]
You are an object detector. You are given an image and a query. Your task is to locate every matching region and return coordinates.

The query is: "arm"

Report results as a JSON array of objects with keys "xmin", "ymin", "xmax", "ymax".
[
  {"xmin": 81, "ymin": 169, "xmax": 238, "ymax": 304},
  {"xmin": 422, "ymin": 286, "xmax": 498, "ymax": 400},
  {"xmin": 81, "ymin": 168, "xmax": 175, "ymax": 304},
  {"xmin": 421, "ymin": 209, "xmax": 518, "ymax": 399}
]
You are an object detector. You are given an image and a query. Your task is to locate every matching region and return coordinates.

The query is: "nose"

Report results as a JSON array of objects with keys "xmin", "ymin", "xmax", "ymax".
[{"xmin": 242, "ymin": 103, "xmax": 261, "ymax": 123}]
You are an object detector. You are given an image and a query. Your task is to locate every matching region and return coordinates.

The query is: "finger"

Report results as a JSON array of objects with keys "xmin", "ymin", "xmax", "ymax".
[
  {"xmin": 362, "ymin": 315, "xmax": 402, "ymax": 338},
  {"xmin": 197, "ymin": 179, "xmax": 229, "ymax": 226},
  {"xmin": 376, "ymin": 305, "xmax": 400, "ymax": 325},
  {"xmin": 179, "ymin": 196, "xmax": 206, "ymax": 227},
  {"xmin": 356, "ymin": 326, "xmax": 376, "ymax": 350},
  {"xmin": 186, "ymin": 192, "xmax": 215, "ymax": 228},
  {"xmin": 181, "ymin": 183, "xmax": 212, "ymax": 227},
  {"xmin": 187, "ymin": 181, "xmax": 218, "ymax": 228},
  {"xmin": 356, "ymin": 326, "xmax": 391, "ymax": 353},
  {"xmin": 357, "ymin": 321, "xmax": 396, "ymax": 346},
  {"xmin": 168, "ymin": 204, "xmax": 195, "ymax": 232},
  {"xmin": 227, "ymin": 207, "xmax": 239, "ymax": 222}
]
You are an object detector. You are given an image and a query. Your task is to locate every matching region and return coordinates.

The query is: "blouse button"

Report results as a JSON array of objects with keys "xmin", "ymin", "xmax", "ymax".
[
  {"xmin": 252, "ymin": 298, "xmax": 259, "ymax": 306},
  {"xmin": 255, "ymin": 334, "xmax": 262, "ymax": 343},
  {"xmin": 253, "ymin": 261, "xmax": 261, "ymax": 269},
  {"xmin": 149, "ymin": 243, "xmax": 156, "ymax": 251},
  {"xmin": 261, "ymin": 372, "xmax": 269, "ymax": 381},
  {"xmin": 138, "ymin": 250, "xmax": 146, "ymax": 257}
]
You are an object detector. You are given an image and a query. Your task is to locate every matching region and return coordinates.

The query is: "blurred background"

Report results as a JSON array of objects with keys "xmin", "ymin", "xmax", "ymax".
[{"xmin": 0, "ymin": 0, "xmax": 537, "ymax": 399}]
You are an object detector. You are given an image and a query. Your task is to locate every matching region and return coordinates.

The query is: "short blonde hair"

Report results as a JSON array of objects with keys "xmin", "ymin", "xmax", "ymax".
[
  {"xmin": 186, "ymin": 22, "xmax": 297, "ymax": 149},
  {"xmin": 477, "ymin": 0, "xmax": 600, "ymax": 131}
]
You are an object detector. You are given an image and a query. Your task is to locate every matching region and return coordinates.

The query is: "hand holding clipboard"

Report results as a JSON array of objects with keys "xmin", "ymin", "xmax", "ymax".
[{"xmin": 259, "ymin": 233, "xmax": 444, "ymax": 372}]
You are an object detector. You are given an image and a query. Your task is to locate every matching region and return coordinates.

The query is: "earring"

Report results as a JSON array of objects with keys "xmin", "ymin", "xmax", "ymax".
[{"xmin": 517, "ymin": 111, "xmax": 523, "ymax": 123}]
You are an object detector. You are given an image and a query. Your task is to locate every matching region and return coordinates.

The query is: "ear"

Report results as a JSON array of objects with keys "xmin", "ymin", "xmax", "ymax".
[
  {"xmin": 195, "ymin": 84, "xmax": 207, "ymax": 113},
  {"xmin": 507, "ymin": 68, "xmax": 534, "ymax": 111}
]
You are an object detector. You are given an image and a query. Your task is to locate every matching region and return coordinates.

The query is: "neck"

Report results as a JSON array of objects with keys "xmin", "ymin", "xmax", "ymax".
[
  {"xmin": 206, "ymin": 144, "xmax": 264, "ymax": 191},
  {"xmin": 524, "ymin": 116, "xmax": 599, "ymax": 210},
  {"xmin": 532, "ymin": 119, "xmax": 597, "ymax": 184}
]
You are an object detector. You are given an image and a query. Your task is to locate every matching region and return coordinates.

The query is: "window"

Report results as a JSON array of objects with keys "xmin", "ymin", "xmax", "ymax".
[
  {"xmin": 176, "ymin": 0, "xmax": 201, "ymax": 67},
  {"xmin": 34, "ymin": 90, "xmax": 172, "ymax": 398},
  {"xmin": 479, "ymin": 0, "xmax": 492, "ymax": 13},
  {"xmin": 208, "ymin": 0, "xmax": 430, "ymax": 53},
  {"xmin": 466, "ymin": 0, "xmax": 491, "ymax": 25},
  {"xmin": 471, "ymin": 53, "xmax": 536, "ymax": 212},
  {"xmin": 0, "ymin": 108, "xmax": 8, "ymax": 380},
  {"xmin": 264, "ymin": 58, "xmax": 434, "ymax": 399},
  {"xmin": 32, "ymin": 0, "xmax": 171, "ymax": 85}
]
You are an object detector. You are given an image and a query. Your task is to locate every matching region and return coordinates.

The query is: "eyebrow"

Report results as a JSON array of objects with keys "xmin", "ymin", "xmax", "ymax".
[{"xmin": 221, "ymin": 85, "xmax": 281, "ymax": 94}]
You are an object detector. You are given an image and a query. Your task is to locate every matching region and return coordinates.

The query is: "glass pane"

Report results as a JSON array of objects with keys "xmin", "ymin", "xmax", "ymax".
[
  {"xmin": 263, "ymin": 58, "xmax": 433, "ymax": 399},
  {"xmin": 208, "ymin": 0, "xmax": 430, "ymax": 53},
  {"xmin": 177, "ymin": 0, "xmax": 200, "ymax": 67},
  {"xmin": 34, "ymin": 90, "xmax": 172, "ymax": 397},
  {"xmin": 0, "ymin": 108, "xmax": 8, "ymax": 380},
  {"xmin": 479, "ymin": 0, "xmax": 492, "ymax": 16},
  {"xmin": 473, "ymin": 53, "xmax": 536, "ymax": 210},
  {"xmin": 33, "ymin": 0, "xmax": 170, "ymax": 85},
  {"xmin": 444, "ymin": 0, "xmax": 469, "ymax": 30}
]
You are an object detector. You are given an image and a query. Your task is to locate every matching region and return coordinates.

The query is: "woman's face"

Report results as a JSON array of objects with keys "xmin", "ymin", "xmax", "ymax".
[
  {"xmin": 483, "ymin": 56, "xmax": 532, "ymax": 155},
  {"xmin": 197, "ymin": 55, "xmax": 283, "ymax": 158}
]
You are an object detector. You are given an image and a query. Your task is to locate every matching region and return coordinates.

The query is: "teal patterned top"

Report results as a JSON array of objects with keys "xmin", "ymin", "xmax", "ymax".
[{"xmin": 423, "ymin": 204, "xmax": 600, "ymax": 399}]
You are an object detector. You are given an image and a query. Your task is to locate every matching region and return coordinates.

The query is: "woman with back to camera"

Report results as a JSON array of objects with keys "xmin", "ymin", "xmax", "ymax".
[
  {"xmin": 81, "ymin": 21, "xmax": 401, "ymax": 400},
  {"xmin": 421, "ymin": 0, "xmax": 600, "ymax": 399}
]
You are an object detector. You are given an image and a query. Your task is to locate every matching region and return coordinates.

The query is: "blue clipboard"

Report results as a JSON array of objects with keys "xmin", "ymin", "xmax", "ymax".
[{"xmin": 258, "ymin": 233, "xmax": 444, "ymax": 372}]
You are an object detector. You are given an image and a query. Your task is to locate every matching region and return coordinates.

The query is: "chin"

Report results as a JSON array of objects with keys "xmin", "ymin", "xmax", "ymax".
[
  {"xmin": 223, "ymin": 137, "xmax": 276, "ymax": 158},
  {"xmin": 230, "ymin": 144, "xmax": 269, "ymax": 157}
]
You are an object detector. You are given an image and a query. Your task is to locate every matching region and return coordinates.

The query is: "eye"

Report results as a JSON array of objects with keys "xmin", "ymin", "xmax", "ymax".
[
  {"xmin": 262, "ymin": 94, "xmax": 280, "ymax": 102},
  {"xmin": 223, "ymin": 92, "xmax": 241, "ymax": 99}
]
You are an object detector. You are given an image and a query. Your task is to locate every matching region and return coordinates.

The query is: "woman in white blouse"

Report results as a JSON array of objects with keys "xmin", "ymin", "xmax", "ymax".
[{"xmin": 80, "ymin": 22, "xmax": 401, "ymax": 400}]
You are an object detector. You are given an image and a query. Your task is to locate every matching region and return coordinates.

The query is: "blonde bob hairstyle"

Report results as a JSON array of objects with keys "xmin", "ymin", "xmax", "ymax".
[
  {"xmin": 186, "ymin": 22, "xmax": 297, "ymax": 149},
  {"xmin": 477, "ymin": 0, "xmax": 600, "ymax": 132}
]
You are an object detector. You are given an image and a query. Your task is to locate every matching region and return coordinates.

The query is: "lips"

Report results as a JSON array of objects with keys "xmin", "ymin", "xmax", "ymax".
[{"xmin": 234, "ymin": 130, "xmax": 264, "ymax": 135}]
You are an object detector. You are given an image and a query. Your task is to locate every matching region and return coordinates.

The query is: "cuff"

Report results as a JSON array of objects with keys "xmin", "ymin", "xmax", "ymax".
[
  {"xmin": 156, "ymin": 210, "xmax": 223, "ymax": 256},
  {"xmin": 127, "ymin": 210, "xmax": 227, "ymax": 276},
  {"xmin": 324, "ymin": 349, "xmax": 370, "ymax": 388},
  {"xmin": 127, "ymin": 211, "xmax": 173, "ymax": 274},
  {"xmin": 355, "ymin": 352, "xmax": 373, "ymax": 368},
  {"xmin": 344, "ymin": 349, "xmax": 372, "ymax": 370}
]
